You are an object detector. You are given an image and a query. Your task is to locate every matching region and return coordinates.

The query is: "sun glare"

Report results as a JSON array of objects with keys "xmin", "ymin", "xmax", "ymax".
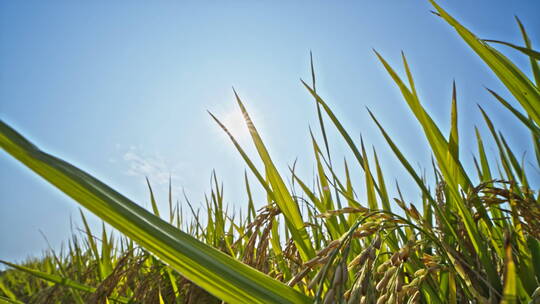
[{"xmin": 220, "ymin": 107, "xmax": 251, "ymax": 141}]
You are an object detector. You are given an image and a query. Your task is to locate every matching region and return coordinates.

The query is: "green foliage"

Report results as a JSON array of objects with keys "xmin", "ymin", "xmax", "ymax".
[{"xmin": 1, "ymin": 1, "xmax": 539, "ymax": 303}]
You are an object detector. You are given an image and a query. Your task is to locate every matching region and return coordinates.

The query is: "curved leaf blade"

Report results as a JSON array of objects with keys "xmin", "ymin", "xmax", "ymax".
[{"xmin": 0, "ymin": 120, "xmax": 311, "ymax": 304}]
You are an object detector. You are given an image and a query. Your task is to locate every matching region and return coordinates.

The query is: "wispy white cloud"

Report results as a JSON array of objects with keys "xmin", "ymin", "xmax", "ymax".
[{"xmin": 120, "ymin": 146, "xmax": 182, "ymax": 186}]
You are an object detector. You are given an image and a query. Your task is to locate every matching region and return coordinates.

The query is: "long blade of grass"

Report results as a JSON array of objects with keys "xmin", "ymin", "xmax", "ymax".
[
  {"xmin": 514, "ymin": 16, "xmax": 540, "ymax": 86},
  {"xmin": 486, "ymin": 88, "xmax": 540, "ymax": 137},
  {"xmin": 501, "ymin": 239, "xmax": 518, "ymax": 304},
  {"xmin": 300, "ymin": 80, "xmax": 386, "ymax": 205},
  {"xmin": 146, "ymin": 177, "xmax": 160, "ymax": 218},
  {"xmin": 0, "ymin": 260, "xmax": 129, "ymax": 303},
  {"xmin": 367, "ymin": 108, "xmax": 459, "ymax": 241},
  {"xmin": 483, "ymin": 39, "xmax": 540, "ymax": 60},
  {"xmin": 0, "ymin": 296, "xmax": 24, "ymax": 304},
  {"xmin": 374, "ymin": 52, "xmax": 505, "ymax": 293},
  {"xmin": 231, "ymin": 90, "xmax": 316, "ymax": 261},
  {"xmin": 374, "ymin": 50, "xmax": 472, "ymax": 192},
  {"xmin": 0, "ymin": 280, "xmax": 18, "ymax": 303},
  {"xmin": 0, "ymin": 120, "xmax": 312, "ymax": 304},
  {"xmin": 448, "ymin": 81, "xmax": 459, "ymax": 164},
  {"xmin": 430, "ymin": 0, "xmax": 540, "ymax": 125}
]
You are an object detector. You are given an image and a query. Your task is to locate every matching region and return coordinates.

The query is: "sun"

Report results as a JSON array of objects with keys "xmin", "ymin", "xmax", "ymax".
[{"xmin": 221, "ymin": 107, "xmax": 251, "ymax": 141}]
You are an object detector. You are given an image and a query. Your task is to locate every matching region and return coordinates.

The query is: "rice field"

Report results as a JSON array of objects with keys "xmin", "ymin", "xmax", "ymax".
[{"xmin": 1, "ymin": 1, "xmax": 539, "ymax": 303}]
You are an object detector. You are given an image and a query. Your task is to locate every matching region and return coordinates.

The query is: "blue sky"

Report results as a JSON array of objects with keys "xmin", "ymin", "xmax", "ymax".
[{"xmin": 1, "ymin": 1, "xmax": 539, "ymax": 263}]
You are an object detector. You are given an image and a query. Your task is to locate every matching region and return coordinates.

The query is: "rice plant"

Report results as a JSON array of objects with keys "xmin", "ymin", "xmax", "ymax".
[{"xmin": 1, "ymin": 1, "xmax": 539, "ymax": 303}]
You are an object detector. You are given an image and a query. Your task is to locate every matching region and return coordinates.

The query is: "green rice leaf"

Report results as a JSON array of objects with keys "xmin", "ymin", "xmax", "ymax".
[
  {"xmin": 500, "ymin": 239, "xmax": 517, "ymax": 304},
  {"xmin": 232, "ymin": 90, "xmax": 316, "ymax": 262},
  {"xmin": 486, "ymin": 88, "xmax": 540, "ymax": 137},
  {"xmin": 146, "ymin": 177, "xmax": 160, "ymax": 218},
  {"xmin": 0, "ymin": 260, "xmax": 129, "ymax": 303},
  {"xmin": 0, "ymin": 120, "xmax": 312, "ymax": 304},
  {"xmin": 448, "ymin": 81, "xmax": 459, "ymax": 164},
  {"xmin": 514, "ymin": 16, "xmax": 540, "ymax": 86},
  {"xmin": 430, "ymin": 0, "xmax": 540, "ymax": 125},
  {"xmin": 0, "ymin": 280, "xmax": 18, "ymax": 303},
  {"xmin": 0, "ymin": 296, "xmax": 24, "ymax": 304},
  {"xmin": 483, "ymin": 39, "xmax": 540, "ymax": 60}
]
